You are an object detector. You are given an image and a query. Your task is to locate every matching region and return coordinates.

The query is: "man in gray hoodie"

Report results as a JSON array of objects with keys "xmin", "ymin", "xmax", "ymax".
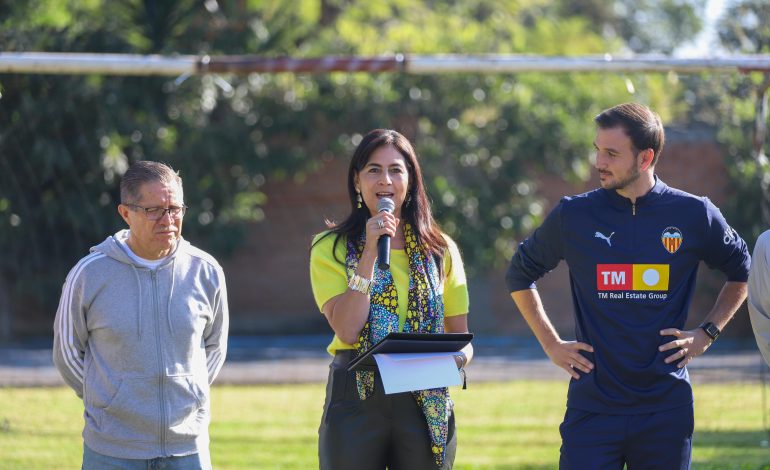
[
  {"xmin": 53, "ymin": 160, "xmax": 228, "ymax": 469},
  {"xmin": 749, "ymin": 230, "xmax": 770, "ymax": 366}
]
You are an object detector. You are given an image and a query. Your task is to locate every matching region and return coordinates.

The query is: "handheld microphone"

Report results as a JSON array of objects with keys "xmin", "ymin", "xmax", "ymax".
[{"xmin": 376, "ymin": 197, "xmax": 395, "ymax": 270}]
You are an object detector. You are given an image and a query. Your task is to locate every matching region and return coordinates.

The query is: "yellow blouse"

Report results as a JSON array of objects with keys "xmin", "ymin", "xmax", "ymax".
[{"xmin": 310, "ymin": 231, "xmax": 469, "ymax": 354}]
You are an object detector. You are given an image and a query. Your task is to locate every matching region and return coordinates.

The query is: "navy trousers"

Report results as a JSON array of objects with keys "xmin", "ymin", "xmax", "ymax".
[{"xmin": 559, "ymin": 403, "xmax": 694, "ymax": 470}]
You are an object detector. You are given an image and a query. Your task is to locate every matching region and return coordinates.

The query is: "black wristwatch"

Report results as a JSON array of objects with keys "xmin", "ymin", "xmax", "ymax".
[{"xmin": 699, "ymin": 322, "xmax": 721, "ymax": 342}]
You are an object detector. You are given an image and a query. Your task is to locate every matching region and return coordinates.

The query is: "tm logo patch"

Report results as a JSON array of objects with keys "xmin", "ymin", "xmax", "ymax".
[{"xmin": 596, "ymin": 264, "xmax": 669, "ymax": 291}]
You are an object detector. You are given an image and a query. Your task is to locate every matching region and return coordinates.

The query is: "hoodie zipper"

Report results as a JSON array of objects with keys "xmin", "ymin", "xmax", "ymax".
[{"xmin": 152, "ymin": 270, "xmax": 167, "ymax": 456}]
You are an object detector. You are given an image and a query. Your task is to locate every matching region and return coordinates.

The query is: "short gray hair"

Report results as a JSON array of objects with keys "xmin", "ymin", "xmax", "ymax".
[{"xmin": 120, "ymin": 161, "xmax": 183, "ymax": 204}]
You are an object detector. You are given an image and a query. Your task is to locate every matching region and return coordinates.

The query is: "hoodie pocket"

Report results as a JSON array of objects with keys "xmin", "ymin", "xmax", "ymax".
[
  {"xmin": 165, "ymin": 375, "xmax": 208, "ymax": 442},
  {"xmin": 98, "ymin": 377, "xmax": 159, "ymax": 443}
]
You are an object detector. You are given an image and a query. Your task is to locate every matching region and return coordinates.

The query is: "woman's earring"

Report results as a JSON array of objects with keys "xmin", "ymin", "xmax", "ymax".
[
  {"xmin": 405, "ymin": 193, "xmax": 412, "ymax": 207},
  {"xmin": 356, "ymin": 190, "xmax": 362, "ymax": 209}
]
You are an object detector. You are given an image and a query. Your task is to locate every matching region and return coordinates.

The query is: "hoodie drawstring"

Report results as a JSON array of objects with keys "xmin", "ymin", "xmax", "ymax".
[
  {"xmin": 166, "ymin": 257, "xmax": 176, "ymax": 335},
  {"xmin": 131, "ymin": 265, "xmax": 143, "ymax": 340}
]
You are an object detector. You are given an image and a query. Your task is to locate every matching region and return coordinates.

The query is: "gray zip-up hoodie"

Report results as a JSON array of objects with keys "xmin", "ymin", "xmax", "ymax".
[
  {"xmin": 749, "ymin": 229, "xmax": 770, "ymax": 366},
  {"xmin": 53, "ymin": 229, "xmax": 228, "ymax": 459}
]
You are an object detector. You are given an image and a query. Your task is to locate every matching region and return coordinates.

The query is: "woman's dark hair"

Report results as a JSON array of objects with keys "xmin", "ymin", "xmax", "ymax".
[{"xmin": 314, "ymin": 129, "xmax": 448, "ymax": 271}]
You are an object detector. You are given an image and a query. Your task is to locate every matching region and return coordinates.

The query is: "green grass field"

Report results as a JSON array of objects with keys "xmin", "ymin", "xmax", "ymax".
[{"xmin": 0, "ymin": 381, "xmax": 768, "ymax": 469}]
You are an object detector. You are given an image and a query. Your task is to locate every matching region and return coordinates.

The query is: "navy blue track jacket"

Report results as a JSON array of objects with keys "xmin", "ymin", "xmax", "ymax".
[{"xmin": 506, "ymin": 177, "xmax": 750, "ymax": 414}]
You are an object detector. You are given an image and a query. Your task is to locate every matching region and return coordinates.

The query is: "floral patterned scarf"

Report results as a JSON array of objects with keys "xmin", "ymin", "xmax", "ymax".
[{"xmin": 346, "ymin": 223, "xmax": 451, "ymax": 467}]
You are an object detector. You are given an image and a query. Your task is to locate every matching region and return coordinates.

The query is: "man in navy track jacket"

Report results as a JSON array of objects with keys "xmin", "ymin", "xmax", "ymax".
[{"xmin": 506, "ymin": 102, "xmax": 750, "ymax": 469}]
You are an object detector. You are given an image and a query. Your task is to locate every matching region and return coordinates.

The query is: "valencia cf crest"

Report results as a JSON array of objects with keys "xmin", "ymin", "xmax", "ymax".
[{"xmin": 661, "ymin": 227, "xmax": 683, "ymax": 254}]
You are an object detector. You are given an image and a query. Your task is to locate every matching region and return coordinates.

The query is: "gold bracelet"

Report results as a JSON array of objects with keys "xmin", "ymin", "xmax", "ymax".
[{"xmin": 348, "ymin": 274, "xmax": 372, "ymax": 296}]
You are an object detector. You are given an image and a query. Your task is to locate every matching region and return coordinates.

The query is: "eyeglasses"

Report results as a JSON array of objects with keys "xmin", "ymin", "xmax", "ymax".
[{"xmin": 125, "ymin": 204, "xmax": 187, "ymax": 220}]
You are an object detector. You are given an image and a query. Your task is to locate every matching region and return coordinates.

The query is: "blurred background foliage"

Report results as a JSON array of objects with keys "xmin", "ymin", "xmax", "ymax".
[
  {"xmin": 0, "ymin": 0, "xmax": 768, "ymax": 338},
  {"xmin": 672, "ymin": 0, "xmax": 770, "ymax": 248}
]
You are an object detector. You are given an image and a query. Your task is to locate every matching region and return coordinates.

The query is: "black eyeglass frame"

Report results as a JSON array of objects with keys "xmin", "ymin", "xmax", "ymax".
[{"xmin": 124, "ymin": 203, "xmax": 188, "ymax": 220}]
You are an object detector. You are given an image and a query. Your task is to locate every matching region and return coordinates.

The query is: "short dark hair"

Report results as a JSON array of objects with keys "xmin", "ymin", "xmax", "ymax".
[
  {"xmin": 120, "ymin": 161, "xmax": 183, "ymax": 204},
  {"xmin": 594, "ymin": 102, "xmax": 665, "ymax": 165}
]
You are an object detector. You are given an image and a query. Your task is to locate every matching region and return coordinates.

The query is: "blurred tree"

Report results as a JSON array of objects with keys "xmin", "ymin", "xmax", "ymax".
[
  {"xmin": 676, "ymin": 0, "xmax": 770, "ymax": 248},
  {"xmin": 718, "ymin": 0, "xmax": 770, "ymax": 53},
  {"xmin": 558, "ymin": 0, "xmax": 705, "ymax": 54},
  {"xmin": 719, "ymin": 1, "xmax": 770, "ymax": 236},
  {"xmin": 0, "ymin": 0, "xmax": 703, "ymax": 338},
  {"xmin": 0, "ymin": 0, "xmax": 328, "ymax": 338},
  {"xmin": 298, "ymin": 0, "xmax": 699, "ymax": 269}
]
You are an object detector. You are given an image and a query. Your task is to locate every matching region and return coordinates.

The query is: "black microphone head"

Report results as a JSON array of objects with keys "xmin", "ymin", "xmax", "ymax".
[{"xmin": 377, "ymin": 197, "xmax": 395, "ymax": 214}]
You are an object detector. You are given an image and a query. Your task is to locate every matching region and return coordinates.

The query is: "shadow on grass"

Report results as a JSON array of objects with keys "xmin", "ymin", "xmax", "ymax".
[
  {"xmin": 454, "ymin": 465, "xmax": 558, "ymax": 470},
  {"xmin": 691, "ymin": 429, "xmax": 770, "ymax": 470},
  {"xmin": 1, "ymin": 427, "xmax": 79, "ymax": 439},
  {"xmin": 694, "ymin": 429, "xmax": 770, "ymax": 448},
  {"xmin": 214, "ymin": 434, "xmax": 317, "ymax": 446}
]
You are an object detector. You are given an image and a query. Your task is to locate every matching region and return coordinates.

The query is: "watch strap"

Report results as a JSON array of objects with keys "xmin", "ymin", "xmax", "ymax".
[{"xmin": 698, "ymin": 321, "xmax": 720, "ymax": 341}]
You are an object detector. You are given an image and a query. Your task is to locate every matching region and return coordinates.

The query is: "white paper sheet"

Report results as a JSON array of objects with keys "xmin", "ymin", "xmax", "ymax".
[{"xmin": 373, "ymin": 352, "xmax": 462, "ymax": 394}]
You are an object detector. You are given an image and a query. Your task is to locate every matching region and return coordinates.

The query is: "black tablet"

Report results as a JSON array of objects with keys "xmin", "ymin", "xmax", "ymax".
[{"xmin": 347, "ymin": 332, "xmax": 474, "ymax": 371}]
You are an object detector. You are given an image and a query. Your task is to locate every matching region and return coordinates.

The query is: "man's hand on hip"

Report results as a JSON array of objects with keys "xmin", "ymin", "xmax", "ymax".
[
  {"xmin": 543, "ymin": 339, "xmax": 594, "ymax": 380},
  {"xmin": 659, "ymin": 328, "xmax": 713, "ymax": 368}
]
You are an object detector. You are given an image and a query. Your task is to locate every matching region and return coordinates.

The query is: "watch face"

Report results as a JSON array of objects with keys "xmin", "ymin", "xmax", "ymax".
[{"xmin": 703, "ymin": 323, "xmax": 720, "ymax": 340}]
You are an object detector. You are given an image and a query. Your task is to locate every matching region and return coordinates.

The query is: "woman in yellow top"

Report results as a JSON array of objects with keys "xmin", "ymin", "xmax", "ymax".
[{"xmin": 310, "ymin": 129, "xmax": 473, "ymax": 470}]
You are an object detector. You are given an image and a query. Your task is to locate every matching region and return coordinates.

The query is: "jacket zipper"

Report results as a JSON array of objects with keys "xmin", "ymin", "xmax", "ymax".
[
  {"xmin": 152, "ymin": 271, "xmax": 167, "ymax": 456},
  {"xmin": 631, "ymin": 201, "xmax": 637, "ymax": 255}
]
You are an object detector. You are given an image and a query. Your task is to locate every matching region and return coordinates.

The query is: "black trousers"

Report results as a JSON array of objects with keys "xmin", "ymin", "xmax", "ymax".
[{"xmin": 318, "ymin": 350, "xmax": 457, "ymax": 470}]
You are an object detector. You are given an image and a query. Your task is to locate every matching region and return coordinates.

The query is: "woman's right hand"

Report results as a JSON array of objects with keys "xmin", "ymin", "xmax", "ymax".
[{"xmin": 363, "ymin": 211, "xmax": 399, "ymax": 254}]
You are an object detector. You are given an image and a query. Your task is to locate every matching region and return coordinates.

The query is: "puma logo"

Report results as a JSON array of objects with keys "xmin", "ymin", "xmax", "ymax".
[{"xmin": 595, "ymin": 231, "xmax": 615, "ymax": 247}]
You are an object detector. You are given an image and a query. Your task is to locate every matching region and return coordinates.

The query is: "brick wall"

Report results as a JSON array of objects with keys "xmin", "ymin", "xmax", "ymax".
[{"xmin": 221, "ymin": 157, "xmax": 350, "ymax": 334}]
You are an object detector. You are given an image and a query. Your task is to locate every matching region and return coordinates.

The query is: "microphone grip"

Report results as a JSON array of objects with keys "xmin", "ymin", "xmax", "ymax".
[{"xmin": 377, "ymin": 235, "xmax": 390, "ymax": 270}]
